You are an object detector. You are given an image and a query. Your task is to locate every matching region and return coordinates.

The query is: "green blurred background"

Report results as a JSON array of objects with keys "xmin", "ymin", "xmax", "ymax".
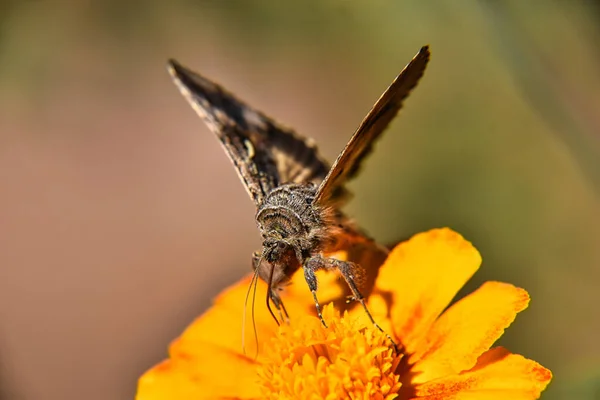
[{"xmin": 0, "ymin": 1, "xmax": 598, "ymax": 400}]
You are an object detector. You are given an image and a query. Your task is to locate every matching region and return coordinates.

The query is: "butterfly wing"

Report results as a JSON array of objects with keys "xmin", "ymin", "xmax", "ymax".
[
  {"xmin": 168, "ymin": 60, "xmax": 330, "ymax": 205},
  {"xmin": 314, "ymin": 46, "xmax": 431, "ymax": 206}
]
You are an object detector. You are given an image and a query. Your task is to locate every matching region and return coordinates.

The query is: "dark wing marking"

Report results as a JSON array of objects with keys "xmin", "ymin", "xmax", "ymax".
[
  {"xmin": 314, "ymin": 46, "xmax": 431, "ymax": 205},
  {"xmin": 168, "ymin": 60, "xmax": 330, "ymax": 205}
]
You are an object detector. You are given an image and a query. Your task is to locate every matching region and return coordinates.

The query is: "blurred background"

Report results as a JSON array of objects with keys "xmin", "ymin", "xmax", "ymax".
[{"xmin": 0, "ymin": 1, "xmax": 599, "ymax": 399}]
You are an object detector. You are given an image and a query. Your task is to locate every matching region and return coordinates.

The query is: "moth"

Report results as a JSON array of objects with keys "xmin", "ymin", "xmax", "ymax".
[{"xmin": 167, "ymin": 46, "xmax": 430, "ymax": 348}]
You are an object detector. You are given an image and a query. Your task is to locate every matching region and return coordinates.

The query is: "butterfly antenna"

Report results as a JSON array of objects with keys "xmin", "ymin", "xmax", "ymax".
[
  {"xmin": 250, "ymin": 262, "xmax": 260, "ymax": 347},
  {"xmin": 242, "ymin": 259, "xmax": 261, "ymax": 357}
]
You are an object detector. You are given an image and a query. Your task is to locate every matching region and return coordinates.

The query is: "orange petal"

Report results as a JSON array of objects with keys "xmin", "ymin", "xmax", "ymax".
[
  {"xmin": 409, "ymin": 347, "xmax": 552, "ymax": 399},
  {"xmin": 177, "ymin": 274, "xmax": 312, "ymax": 355},
  {"xmin": 136, "ymin": 345, "xmax": 261, "ymax": 400},
  {"xmin": 374, "ymin": 228, "xmax": 481, "ymax": 354},
  {"xmin": 137, "ymin": 274, "xmax": 313, "ymax": 400},
  {"xmin": 408, "ymin": 282, "xmax": 530, "ymax": 383}
]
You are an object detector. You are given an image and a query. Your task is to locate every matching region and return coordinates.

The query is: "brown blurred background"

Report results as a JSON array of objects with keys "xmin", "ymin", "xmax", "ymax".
[{"xmin": 0, "ymin": 1, "xmax": 599, "ymax": 400}]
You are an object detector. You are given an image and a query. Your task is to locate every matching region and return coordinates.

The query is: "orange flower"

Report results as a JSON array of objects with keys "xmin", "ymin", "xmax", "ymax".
[{"xmin": 136, "ymin": 228, "xmax": 552, "ymax": 399}]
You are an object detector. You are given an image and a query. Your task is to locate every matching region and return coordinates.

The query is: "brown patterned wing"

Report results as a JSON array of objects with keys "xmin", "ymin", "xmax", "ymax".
[
  {"xmin": 314, "ymin": 46, "xmax": 431, "ymax": 206},
  {"xmin": 168, "ymin": 60, "xmax": 330, "ymax": 205}
]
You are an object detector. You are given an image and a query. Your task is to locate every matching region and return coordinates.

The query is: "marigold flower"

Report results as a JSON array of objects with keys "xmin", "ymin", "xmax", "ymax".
[{"xmin": 136, "ymin": 228, "xmax": 552, "ymax": 399}]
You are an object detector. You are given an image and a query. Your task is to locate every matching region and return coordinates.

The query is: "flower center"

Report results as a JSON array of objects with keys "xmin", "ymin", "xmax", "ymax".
[{"xmin": 257, "ymin": 304, "xmax": 403, "ymax": 399}]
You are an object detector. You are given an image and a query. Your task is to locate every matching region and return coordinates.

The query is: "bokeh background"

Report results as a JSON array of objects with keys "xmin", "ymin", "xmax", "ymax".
[{"xmin": 1, "ymin": 1, "xmax": 599, "ymax": 399}]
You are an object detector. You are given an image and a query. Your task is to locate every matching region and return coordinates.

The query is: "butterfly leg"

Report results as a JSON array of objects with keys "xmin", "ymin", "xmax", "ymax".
[
  {"xmin": 304, "ymin": 254, "xmax": 398, "ymax": 351},
  {"xmin": 303, "ymin": 255, "xmax": 331, "ymax": 328},
  {"xmin": 334, "ymin": 258, "xmax": 398, "ymax": 351},
  {"xmin": 270, "ymin": 289, "xmax": 290, "ymax": 324}
]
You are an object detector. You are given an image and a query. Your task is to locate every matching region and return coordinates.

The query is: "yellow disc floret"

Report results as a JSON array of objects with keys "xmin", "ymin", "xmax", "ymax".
[{"xmin": 257, "ymin": 304, "xmax": 402, "ymax": 400}]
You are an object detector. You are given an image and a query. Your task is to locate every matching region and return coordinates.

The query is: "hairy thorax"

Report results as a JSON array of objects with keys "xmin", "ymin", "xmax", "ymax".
[{"xmin": 254, "ymin": 183, "xmax": 337, "ymax": 286}]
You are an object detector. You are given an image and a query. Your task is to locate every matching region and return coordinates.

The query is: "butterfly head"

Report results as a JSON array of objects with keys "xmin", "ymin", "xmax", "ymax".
[
  {"xmin": 262, "ymin": 237, "xmax": 290, "ymax": 262},
  {"xmin": 254, "ymin": 234, "xmax": 301, "ymax": 288}
]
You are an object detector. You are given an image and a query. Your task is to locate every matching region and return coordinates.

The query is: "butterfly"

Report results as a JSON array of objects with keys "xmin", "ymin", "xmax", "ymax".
[{"xmin": 167, "ymin": 46, "xmax": 430, "ymax": 349}]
